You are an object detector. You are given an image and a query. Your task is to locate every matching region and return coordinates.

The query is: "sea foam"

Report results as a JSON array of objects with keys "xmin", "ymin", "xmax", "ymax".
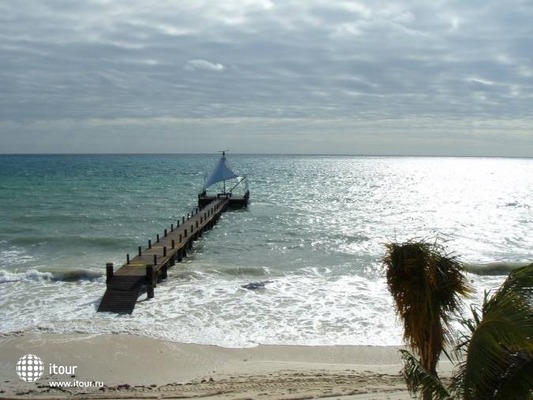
[{"xmin": 0, "ymin": 268, "xmax": 103, "ymax": 283}]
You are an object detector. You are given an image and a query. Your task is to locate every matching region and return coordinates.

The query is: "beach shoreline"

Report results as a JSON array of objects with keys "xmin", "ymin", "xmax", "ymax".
[{"xmin": 0, "ymin": 333, "xmax": 452, "ymax": 399}]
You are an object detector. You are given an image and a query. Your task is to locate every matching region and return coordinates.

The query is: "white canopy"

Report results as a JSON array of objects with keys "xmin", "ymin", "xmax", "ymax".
[{"xmin": 204, "ymin": 152, "xmax": 239, "ymax": 190}]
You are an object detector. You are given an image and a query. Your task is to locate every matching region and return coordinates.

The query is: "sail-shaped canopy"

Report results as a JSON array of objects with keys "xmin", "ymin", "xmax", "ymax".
[{"xmin": 204, "ymin": 152, "xmax": 239, "ymax": 189}]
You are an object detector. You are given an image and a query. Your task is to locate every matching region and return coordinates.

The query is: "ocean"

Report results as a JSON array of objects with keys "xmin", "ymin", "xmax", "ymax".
[{"xmin": 0, "ymin": 154, "xmax": 531, "ymax": 347}]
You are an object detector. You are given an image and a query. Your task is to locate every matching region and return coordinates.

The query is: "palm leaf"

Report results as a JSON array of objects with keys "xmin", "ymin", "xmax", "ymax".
[
  {"xmin": 400, "ymin": 349, "xmax": 451, "ymax": 400},
  {"xmin": 453, "ymin": 264, "xmax": 533, "ymax": 400},
  {"xmin": 494, "ymin": 349, "xmax": 533, "ymax": 400},
  {"xmin": 384, "ymin": 239, "xmax": 472, "ymax": 374}
]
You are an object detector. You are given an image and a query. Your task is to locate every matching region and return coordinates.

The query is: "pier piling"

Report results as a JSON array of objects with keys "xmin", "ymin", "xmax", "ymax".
[{"xmin": 106, "ymin": 263, "xmax": 114, "ymax": 284}]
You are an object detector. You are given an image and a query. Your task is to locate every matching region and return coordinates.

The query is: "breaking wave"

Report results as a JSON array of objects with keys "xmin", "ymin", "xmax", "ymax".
[
  {"xmin": 464, "ymin": 262, "xmax": 531, "ymax": 276},
  {"xmin": 10, "ymin": 236, "xmax": 132, "ymax": 249},
  {"xmin": 0, "ymin": 268, "xmax": 104, "ymax": 283}
]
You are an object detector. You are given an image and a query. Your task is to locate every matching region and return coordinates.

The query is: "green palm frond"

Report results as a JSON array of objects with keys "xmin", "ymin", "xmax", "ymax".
[
  {"xmin": 486, "ymin": 263, "xmax": 533, "ymax": 313},
  {"xmin": 494, "ymin": 349, "xmax": 533, "ymax": 400},
  {"xmin": 453, "ymin": 264, "xmax": 533, "ymax": 400},
  {"xmin": 400, "ymin": 349, "xmax": 451, "ymax": 400}
]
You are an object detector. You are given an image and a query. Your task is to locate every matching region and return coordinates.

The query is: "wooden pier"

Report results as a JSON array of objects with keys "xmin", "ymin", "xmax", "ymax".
[
  {"xmin": 198, "ymin": 191, "xmax": 250, "ymax": 209},
  {"xmin": 98, "ymin": 197, "xmax": 229, "ymax": 314}
]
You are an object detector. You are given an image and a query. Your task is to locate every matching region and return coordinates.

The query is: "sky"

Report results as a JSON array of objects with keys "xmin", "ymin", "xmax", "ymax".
[{"xmin": 1, "ymin": 0, "xmax": 532, "ymax": 156}]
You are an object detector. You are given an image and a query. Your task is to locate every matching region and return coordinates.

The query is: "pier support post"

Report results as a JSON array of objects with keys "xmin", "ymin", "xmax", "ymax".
[
  {"xmin": 106, "ymin": 263, "xmax": 114, "ymax": 285},
  {"xmin": 146, "ymin": 265, "xmax": 155, "ymax": 299}
]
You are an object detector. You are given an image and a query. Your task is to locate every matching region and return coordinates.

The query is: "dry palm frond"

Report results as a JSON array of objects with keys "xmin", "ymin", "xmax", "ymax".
[{"xmin": 384, "ymin": 239, "xmax": 472, "ymax": 375}]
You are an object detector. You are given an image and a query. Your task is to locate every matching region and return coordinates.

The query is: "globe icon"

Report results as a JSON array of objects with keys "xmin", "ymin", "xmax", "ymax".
[{"xmin": 16, "ymin": 354, "xmax": 44, "ymax": 383}]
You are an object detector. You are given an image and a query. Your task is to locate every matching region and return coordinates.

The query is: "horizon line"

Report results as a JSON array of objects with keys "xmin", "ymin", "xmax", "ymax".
[{"xmin": 0, "ymin": 152, "xmax": 531, "ymax": 159}]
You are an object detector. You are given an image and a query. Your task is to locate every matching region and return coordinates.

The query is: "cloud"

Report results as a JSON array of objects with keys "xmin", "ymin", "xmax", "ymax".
[
  {"xmin": 184, "ymin": 59, "xmax": 225, "ymax": 72},
  {"xmin": 0, "ymin": 0, "xmax": 532, "ymax": 155}
]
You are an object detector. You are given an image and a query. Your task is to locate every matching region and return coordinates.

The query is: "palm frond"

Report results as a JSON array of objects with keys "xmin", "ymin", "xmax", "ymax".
[
  {"xmin": 485, "ymin": 263, "xmax": 533, "ymax": 314},
  {"xmin": 384, "ymin": 242, "xmax": 533, "ymax": 399},
  {"xmin": 455, "ymin": 264, "xmax": 533, "ymax": 400},
  {"xmin": 493, "ymin": 349, "xmax": 533, "ymax": 400},
  {"xmin": 383, "ymin": 239, "xmax": 472, "ymax": 374},
  {"xmin": 400, "ymin": 349, "xmax": 451, "ymax": 400}
]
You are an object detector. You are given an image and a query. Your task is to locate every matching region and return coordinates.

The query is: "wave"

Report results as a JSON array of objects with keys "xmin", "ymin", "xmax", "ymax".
[
  {"xmin": 47, "ymin": 268, "xmax": 104, "ymax": 282},
  {"xmin": 10, "ymin": 235, "xmax": 132, "ymax": 249},
  {"xmin": 211, "ymin": 266, "xmax": 269, "ymax": 277},
  {"xmin": 464, "ymin": 262, "xmax": 531, "ymax": 276},
  {"xmin": 0, "ymin": 268, "xmax": 104, "ymax": 283}
]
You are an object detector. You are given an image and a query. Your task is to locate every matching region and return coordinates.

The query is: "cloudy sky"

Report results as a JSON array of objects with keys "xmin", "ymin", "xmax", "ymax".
[{"xmin": 1, "ymin": 0, "xmax": 532, "ymax": 156}]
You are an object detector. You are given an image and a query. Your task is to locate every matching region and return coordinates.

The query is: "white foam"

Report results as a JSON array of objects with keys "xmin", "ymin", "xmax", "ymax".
[
  {"xmin": 0, "ymin": 248, "xmax": 34, "ymax": 266},
  {"xmin": 94, "ymin": 271, "xmax": 405, "ymax": 347},
  {"xmin": 0, "ymin": 262, "xmax": 509, "ymax": 348},
  {"xmin": 0, "ymin": 269, "xmax": 53, "ymax": 283}
]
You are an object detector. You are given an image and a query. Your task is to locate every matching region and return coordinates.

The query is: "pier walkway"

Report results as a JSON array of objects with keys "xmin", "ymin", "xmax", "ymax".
[{"xmin": 98, "ymin": 197, "xmax": 229, "ymax": 314}]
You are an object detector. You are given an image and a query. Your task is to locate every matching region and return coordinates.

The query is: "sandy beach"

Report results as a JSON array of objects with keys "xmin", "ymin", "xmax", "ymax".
[{"xmin": 0, "ymin": 333, "xmax": 449, "ymax": 399}]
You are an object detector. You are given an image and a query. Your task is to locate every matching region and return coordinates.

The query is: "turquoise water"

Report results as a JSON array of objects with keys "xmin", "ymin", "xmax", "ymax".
[{"xmin": 0, "ymin": 154, "xmax": 531, "ymax": 346}]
